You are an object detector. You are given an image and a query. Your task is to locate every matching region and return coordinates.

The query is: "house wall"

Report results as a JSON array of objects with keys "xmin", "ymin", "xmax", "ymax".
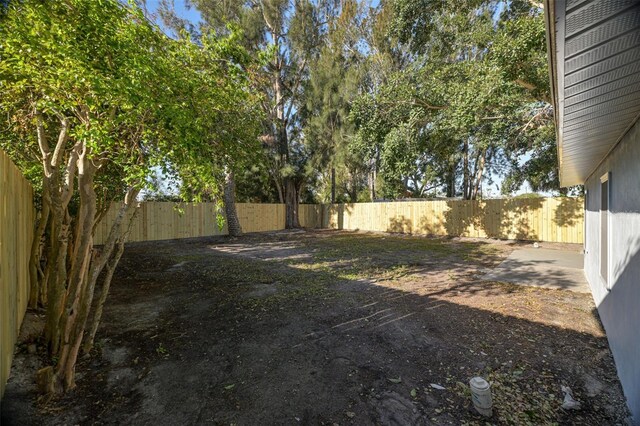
[{"xmin": 584, "ymin": 118, "xmax": 640, "ymax": 420}]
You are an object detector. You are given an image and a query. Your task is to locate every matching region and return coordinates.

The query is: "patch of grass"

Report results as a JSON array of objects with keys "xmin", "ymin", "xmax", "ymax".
[
  {"xmin": 155, "ymin": 343, "xmax": 169, "ymax": 358},
  {"xmin": 311, "ymin": 233, "xmax": 455, "ymax": 259}
]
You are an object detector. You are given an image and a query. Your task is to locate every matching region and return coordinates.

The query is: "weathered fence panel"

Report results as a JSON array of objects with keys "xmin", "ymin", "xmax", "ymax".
[
  {"xmin": 320, "ymin": 197, "xmax": 583, "ymax": 243},
  {"xmin": 1, "ymin": 151, "xmax": 34, "ymax": 399},
  {"xmin": 94, "ymin": 202, "xmax": 286, "ymax": 244}
]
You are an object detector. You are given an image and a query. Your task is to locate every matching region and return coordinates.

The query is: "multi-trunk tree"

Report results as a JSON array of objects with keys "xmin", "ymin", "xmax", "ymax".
[{"xmin": 0, "ymin": 0, "xmax": 259, "ymax": 392}]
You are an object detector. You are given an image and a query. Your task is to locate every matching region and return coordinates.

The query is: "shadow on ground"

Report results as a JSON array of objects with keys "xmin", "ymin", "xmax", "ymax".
[{"xmin": 1, "ymin": 230, "xmax": 630, "ymax": 425}]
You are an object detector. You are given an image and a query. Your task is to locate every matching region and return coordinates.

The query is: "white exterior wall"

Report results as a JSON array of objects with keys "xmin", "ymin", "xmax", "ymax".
[{"xmin": 584, "ymin": 118, "xmax": 640, "ymax": 420}]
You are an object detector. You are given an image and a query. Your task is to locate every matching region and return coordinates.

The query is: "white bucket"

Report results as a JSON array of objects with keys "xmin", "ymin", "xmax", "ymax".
[{"xmin": 469, "ymin": 376, "xmax": 492, "ymax": 417}]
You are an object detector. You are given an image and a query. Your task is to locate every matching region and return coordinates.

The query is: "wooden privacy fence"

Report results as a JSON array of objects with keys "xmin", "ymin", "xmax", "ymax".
[
  {"xmin": 0, "ymin": 163, "xmax": 582, "ymax": 398},
  {"xmin": 94, "ymin": 202, "xmax": 286, "ymax": 244},
  {"xmin": 300, "ymin": 197, "xmax": 584, "ymax": 244},
  {"xmin": 1, "ymin": 151, "xmax": 34, "ymax": 399},
  {"xmin": 96, "ymin": 197, "xmax": 584, "ymax": 245},
  {"xmin": 0, "ymin": 144, "xmax": 585, "ymax": 399}
]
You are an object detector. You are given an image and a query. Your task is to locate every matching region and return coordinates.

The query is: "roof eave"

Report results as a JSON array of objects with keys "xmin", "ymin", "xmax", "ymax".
[{"xmin": 543, "ymin": 0, "xmax": 573, "ymax": 188}]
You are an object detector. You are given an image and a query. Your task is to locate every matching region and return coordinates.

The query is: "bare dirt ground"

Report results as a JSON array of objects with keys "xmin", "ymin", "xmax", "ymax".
[{"xmin": 1, "ymin": 230, "xmax": 632, "ymax": 425}]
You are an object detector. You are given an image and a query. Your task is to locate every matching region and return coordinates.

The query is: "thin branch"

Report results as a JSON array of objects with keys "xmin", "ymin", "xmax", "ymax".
[
  {"xmin": 35, "ymin": 109, "xmax": 54, "ymax": 178},
  {"xmin": 284, "ymin": 57, "xmax": 308, "ymax": 122},
  {"xmin": 61, "ymin": 141, "xmax": 82, "ymax": 208},
  {"xmin": 51, "ymin": 117, "xmax": 70, "ymax": 168}
]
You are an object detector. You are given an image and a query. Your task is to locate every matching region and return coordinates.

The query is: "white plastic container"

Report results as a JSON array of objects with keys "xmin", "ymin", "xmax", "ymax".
[{"xmin": 469, "ymin": 376, "xmax": 492, "ymax": 417}]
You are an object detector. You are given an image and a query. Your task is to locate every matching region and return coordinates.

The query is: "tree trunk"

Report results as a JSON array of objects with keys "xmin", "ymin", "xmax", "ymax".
[
  {"xmin": 471, "ymin": 150, "xmax": 486, "ymax": 200},
  {"xmin": 44, "ymin": 191, "xmax": 71, "ymax": 356},
  {"xmin": 83, "ymin": 238, "xmax": 125, "ymax": 354},
  {"xmin": 53, "ymin": 179, "xmax": 138, "ymax": 392},
  {"xmin": 275, "ymin": 178, "xmax": 284, "ymax": 204},
  {"xmin": 369, "ymin": 172, "xmax": 375, "ymax": 201},
  {"xmin": 349, "ymin": 173, "xmax": 358, "ymax": 203},
  {"xmin": 284, "ymin": 178, "xmax": 300, "ymax": 228},
  {"xmin": 84, "ymin": 200, "xmax": 139, "ymax": 354},
  {"xmin": 462, "ymin": 139, "xmax": 469, "ymax": 200},
  {"xmin": 224, "ymin": 169, "xmax": 242, "ymax": 237},
  {"xmin": 446, "ymin": 158, "xmax": 456, "ymax": 198},
  {"xmin": 330, "ymin": 167, "xmax": 336, "ymax": 204},
  {"xmin": 29, "ymin": 191, "xmax": 50, "ymax": 308},
  {"xmin": 271, "ymin": 35, "xmax": 301, "ymax": 228},
  {"xmin": 52, "ymin": 152, "xmax": 97, "ymax": 392},
  {"xmin": 33, "ymin": 111, "xmax": 143, "ymax": 394}
]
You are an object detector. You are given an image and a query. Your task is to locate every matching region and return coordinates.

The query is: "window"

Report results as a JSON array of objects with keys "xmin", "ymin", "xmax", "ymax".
[{"xmin": 600, "ymin": 173, "xmax": 610, "ymax": 288}]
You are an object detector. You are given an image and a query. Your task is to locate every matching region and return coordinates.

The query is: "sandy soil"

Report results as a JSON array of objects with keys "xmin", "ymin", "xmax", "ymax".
[{"xmin": 1, "ymin": 230, "xmax": 631, "ymax": 425}]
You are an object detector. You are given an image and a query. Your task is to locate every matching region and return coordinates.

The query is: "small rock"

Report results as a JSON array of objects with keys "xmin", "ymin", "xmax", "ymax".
[
  {"xmin": 346, "ymin": 411, "xmax": 356, "ymax": 418},
  {"xmin": 430, "ymin": 383, "xmax": 446, "ymax": 390},
  {"xmin": 561, "ymin": 386, "xmax": 581, "ymax": 410}
]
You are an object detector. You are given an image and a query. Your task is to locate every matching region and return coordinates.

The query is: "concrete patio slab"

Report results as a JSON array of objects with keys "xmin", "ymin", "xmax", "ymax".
[{"xmin": 482, "ymin": 248, "xmax": 590, "ymax": 293}]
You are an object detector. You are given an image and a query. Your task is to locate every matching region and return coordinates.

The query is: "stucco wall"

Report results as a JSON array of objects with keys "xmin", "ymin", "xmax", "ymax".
[{"xmin": 584, "ymin": 117, "xmax": 640, "ymax": 420}]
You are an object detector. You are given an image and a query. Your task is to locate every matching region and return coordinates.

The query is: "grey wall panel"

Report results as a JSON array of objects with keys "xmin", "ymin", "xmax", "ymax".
[{"xmin": 584, "ymin": 118, "xmax": 640, "ymax": 420}]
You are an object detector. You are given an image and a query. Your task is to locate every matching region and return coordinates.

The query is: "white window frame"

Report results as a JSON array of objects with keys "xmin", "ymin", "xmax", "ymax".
[{"xmin": 600, "ymin": 172, "xmax": 611, "ymax": 290}]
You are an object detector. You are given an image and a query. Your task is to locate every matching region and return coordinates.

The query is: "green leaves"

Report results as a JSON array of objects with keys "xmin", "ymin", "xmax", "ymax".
[
  {"xmin": 349, "ymin": 0, "xmax": 559, "ymax": 198},
  {"xmin": 0, "ymin": 0, "xmax": 261, "ymax": 202}
]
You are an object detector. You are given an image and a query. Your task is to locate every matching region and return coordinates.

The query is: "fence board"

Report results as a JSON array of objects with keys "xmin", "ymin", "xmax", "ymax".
[{"xmin": 1, "ymin": 151, "xmax": 34, "ymax": 399}]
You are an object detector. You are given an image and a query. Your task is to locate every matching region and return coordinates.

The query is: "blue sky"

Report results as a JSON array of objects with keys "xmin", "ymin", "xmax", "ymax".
[{"xmin": 143, "ymin": 0, "xmax": 202, "ymax": 33}]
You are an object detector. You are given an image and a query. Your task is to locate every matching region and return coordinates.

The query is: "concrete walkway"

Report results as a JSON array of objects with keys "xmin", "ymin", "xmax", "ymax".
[{"xmin": 483, "ymin": 248, "xmax": 590, "ymax": 293}]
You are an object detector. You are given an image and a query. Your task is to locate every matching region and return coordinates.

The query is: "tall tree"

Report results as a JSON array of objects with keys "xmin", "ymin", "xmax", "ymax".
[
  {"xmin": 0, "ymin": 0, "xmax": 258, "ymax": 392},
  {"xmin": 191, "ymin": 0, "xmax": 339, "ymax": 226},
  {"xmin": 351, "ymin": 0, "xmax": 557, "ymax": 199},
  {"xmin": 302, "ymin": 0, "xmax": 368, "ymax": 203}
]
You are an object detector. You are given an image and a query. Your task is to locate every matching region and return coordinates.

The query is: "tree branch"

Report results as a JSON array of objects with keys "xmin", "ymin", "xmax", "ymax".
[
  {"xmin": 284, "ymin": 57, "xmax": 308, "ymax": 122},
  {"xmin": 35, "ymin": 109, "xmax": 53, "ymax": 178},
  {"xmin": 51, "ymin": 117, "xmax": 70, "ymax": 168},
  {"xmin": 61, "ymin": 141, "xmax": 82, "ymax": 208}
]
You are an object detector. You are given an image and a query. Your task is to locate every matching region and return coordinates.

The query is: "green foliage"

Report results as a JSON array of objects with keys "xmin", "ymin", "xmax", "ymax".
[
  {"xmin": 302, "ymin": 0, "xmax": 370, "ymax": 202},
  {"xmin": 348, "ymin": 1, "xmax": 561, "ymax": 199},
  {"xmin": 0, "ymin": 0, "xmax": 260, "ymax": 202},
  {"xmin": 1, "ymin": 0, "xmax": 564, "ymax": 209}
]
